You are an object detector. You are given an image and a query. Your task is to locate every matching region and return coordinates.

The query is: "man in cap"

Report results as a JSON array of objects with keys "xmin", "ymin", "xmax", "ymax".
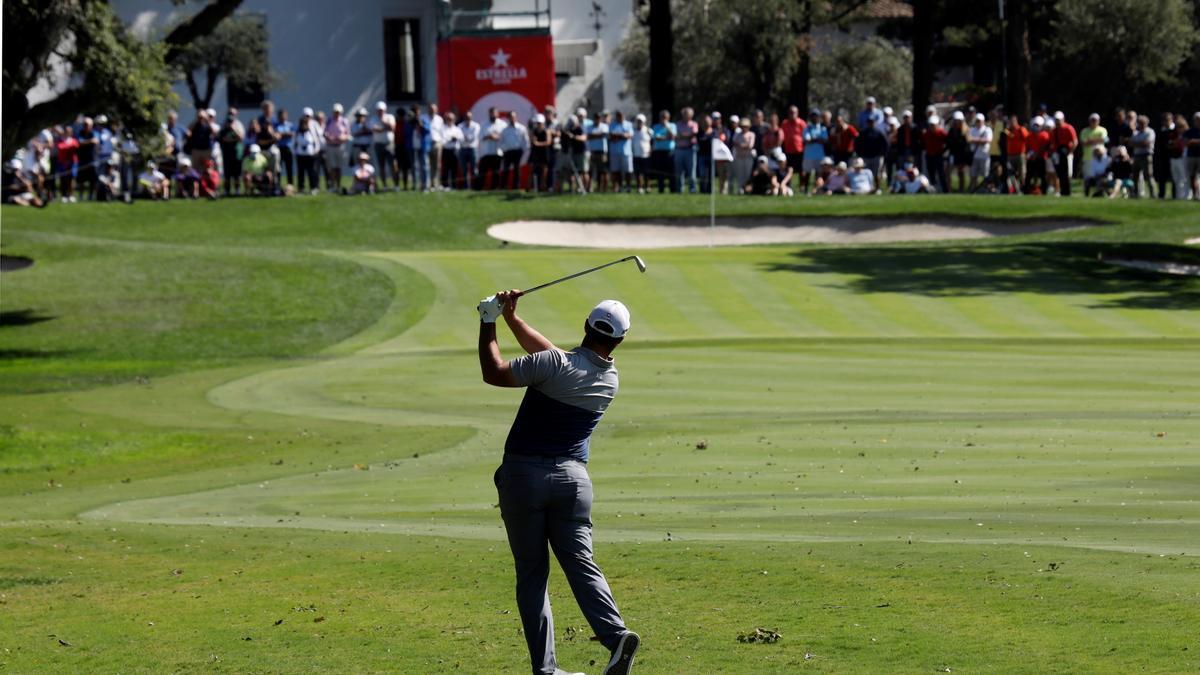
[
  {"xmin": 477, "ymin": 291, "xmax": 642, "ymax": 675},
  {"xmin": 352, "ymin": 107, "xmax": 373, "ymax": 172},
  {"xmin": 324, "ymin": 103, "xmax": 351, "ymax": 192},
  {"xmin": 858, "ymin": 96, "xmax": 884, "ymax": 133},
  {"xmin": 967, "ymin": 113, "xmax": 994, "ymax": 192}
]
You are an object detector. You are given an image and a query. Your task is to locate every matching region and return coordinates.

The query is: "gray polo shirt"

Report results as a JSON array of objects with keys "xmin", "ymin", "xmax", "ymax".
[{"xmin": 505, "ymin": 346, "xmax": 618, "ymax": 462}]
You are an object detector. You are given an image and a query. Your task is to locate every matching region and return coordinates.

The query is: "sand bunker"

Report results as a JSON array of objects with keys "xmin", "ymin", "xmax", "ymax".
[{"xmin": 487, "ymin": 216, "xmax": 1096, "ymax": 248}]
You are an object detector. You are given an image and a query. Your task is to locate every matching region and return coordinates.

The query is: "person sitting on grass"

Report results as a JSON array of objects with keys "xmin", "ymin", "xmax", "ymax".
[
  {"xmin": 821, "ymin": 161, "xmax": 850, "ymax": 195},
  {"xmin": 349, "ymin": 152, "xmax": 376, "ymax": 195},
  {"xmin": 1105, "ymin": 146, "xmax": 1135, "ymax": 199},
  {"xmin": 241, "ymin": 144, "xmax": 273, "ymax": 195},
  {"xmin": 137, "ymin": 160, "xmax": 170, "ymax": 200},
  {"xmin": 198, "ymin": 158, "xmax": 221, "ymax": 200},
  {"xmin": 1083, "ymin": 146, "xmax": 1111, "ymax": 197},
  {"xmin": 96, "ymin": 159, "xmax": 121, "ymax": 202},
  {"xmin": 4, "ymin": 159, "xmax": 46, "ymax": 207},
  {"xmin": 744, "ymin": 155, "xmax": 778, "ymax": 195},
  {"xmin": 173, "ymin": 157, "xmax": 201, "ymax": 199},
  {"xmin": 767, "ymin": 147, "xmax": 794, "ymax": 196},
  {"xmin": 810, "ymin": 157, "xmax": 835, "ymax": 194},
  {"xmin": 847, "ymin": 157, "xmax": 876, "ymax": 194}
]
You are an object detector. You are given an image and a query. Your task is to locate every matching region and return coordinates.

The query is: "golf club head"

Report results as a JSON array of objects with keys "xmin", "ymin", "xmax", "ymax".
[{"xmin": 633, "ymin": 255, "xmax": 647, "ymax": 273}]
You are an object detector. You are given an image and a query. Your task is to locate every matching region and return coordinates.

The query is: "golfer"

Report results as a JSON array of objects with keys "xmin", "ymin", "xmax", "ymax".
[{"xmin": 477, "ymin": 290, "xmax": 640, "ymax": 675}]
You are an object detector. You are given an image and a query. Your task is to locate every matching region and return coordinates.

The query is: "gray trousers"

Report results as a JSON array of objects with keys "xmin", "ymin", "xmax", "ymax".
[{"xmin": 495, "ymin": 455, "xmax": 626, "ymax": 675}]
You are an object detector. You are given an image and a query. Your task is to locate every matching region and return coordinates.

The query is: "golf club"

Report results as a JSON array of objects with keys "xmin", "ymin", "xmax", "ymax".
[{"xmin": 518, "ymin": 255, "xmax": 647, "ymax": 297}]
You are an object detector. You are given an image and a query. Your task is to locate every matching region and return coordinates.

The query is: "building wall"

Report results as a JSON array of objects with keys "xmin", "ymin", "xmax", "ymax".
[{"xmin": 114, "ymin": 0, "xmax": 441, "ymax": 121}]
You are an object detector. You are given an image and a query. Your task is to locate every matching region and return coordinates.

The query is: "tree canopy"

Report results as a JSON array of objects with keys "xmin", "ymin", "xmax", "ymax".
[{"xmin": 172, "ymin": 13, "xmax": 275, "ymax": 111}]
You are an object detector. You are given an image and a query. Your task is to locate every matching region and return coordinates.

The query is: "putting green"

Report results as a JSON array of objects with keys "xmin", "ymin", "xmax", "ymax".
[{"xmin": 79, "ymin": 247, "xmax": 1200, "ymax": 558}]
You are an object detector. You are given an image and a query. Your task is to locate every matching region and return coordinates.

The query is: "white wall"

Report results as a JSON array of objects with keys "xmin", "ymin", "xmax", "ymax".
[{"xmin": 113, "ymin": 0, "xmax": 441, "ymax": 122}]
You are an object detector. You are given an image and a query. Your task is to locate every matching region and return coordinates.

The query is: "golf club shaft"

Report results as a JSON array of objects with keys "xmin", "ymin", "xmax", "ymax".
[{"xmin": 519, "ymin": 256, "xmax": 640, "ymax": 296}]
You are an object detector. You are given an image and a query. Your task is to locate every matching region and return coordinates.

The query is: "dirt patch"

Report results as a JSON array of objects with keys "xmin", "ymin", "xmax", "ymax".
[
  {"xmin": 487, "ymin": 216, "xmax": 1097, "ymax": 249},
  {"xmin": 0, "ymin": 255, "xmax": 34, "ymax": 272}
]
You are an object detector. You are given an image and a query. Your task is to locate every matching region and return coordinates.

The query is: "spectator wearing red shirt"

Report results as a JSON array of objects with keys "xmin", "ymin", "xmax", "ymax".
[
  {"xmin": 1004, "ymin": 116, "xmax": 1030, "ymax": 190},
  {"xmin": 1051, "ymin": 111, "xmax": 1078, "ymax": 196},
  {"xmin": 199, "ymin": 158, "xmax": 221, "ymax": 199},
  {"xmin": 780, "ymin": 105, "xmax": 807, "ymax": 180},
  {"xmin": 831, "ymin": 115, "xmax": 858, "ymax": 165},
  {"xmin": 921, "ymin": 116, "xmax": 949, "ymax": 192},
  {"xmin": 55, "ymin": 126, "xmax": 79, "ymax": 202},
  {"xmin": 1025, "ymin": 116, "xmax": 1052, "ymax": 194}
]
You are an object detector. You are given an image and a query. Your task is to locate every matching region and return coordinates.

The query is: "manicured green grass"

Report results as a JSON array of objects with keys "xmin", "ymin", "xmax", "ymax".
[{"xmin": 1, "ymin": 194, "xmax": 1198, "ymax": 672}]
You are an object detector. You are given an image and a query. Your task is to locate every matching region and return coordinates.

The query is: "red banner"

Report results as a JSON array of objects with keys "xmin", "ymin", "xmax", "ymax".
[{"xmin": 437, "ymin": 34, "xmax": 556, "ymax": 124}]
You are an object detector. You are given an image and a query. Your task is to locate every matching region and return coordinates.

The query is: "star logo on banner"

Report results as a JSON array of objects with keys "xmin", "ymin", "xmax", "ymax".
[{"xmin": 490, "ymin": 49, "xmax": 512, "ymax": 68}]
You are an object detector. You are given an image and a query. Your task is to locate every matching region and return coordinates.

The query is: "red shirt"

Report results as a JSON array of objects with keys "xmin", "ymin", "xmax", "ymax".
[
  {"xmin": 1005, "ymin": 125, "xmax": 1029, "ymax": 155},
  {"xmin": 832, "ymin": 124, "xmax": 858, "ymax": 154},
  {"xmin": 780, "ymin": 117, "xmax": 807, "ymax": 154},
  {"xmin": 200, "ymin": 168, "xmax": 221, "ymax": 195},
  {"xmin": 56, "ymin": 137, "xmax": 79, "ymax": 166},
  {"xmin": 1053, "ymin": 122, "xmax": 1077, "ymax": 151},
  {"xmin": 922, "ymin": 127, "xmax": 948, "ymax": 155},
  {"xmin": 1026, "ymin": 130, "xmax": 1052, "ymax": 158}
]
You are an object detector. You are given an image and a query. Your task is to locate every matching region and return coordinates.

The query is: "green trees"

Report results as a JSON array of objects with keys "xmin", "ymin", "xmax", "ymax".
[{"xmin": 172, "ymin": 14, "xmax": 275, "ymax": 111}]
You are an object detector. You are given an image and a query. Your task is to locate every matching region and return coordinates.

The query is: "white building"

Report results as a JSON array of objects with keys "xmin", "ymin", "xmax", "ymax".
[{"xmin": 111, "ymin": 0, "xmax": 637, "ymax": 121}]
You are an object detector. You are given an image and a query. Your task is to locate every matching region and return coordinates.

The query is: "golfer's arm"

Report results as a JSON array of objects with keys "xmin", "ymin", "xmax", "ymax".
[
  {"xmin": 504, "ymin": 313, "xmax": 556, "ymax": 354},
  {"xmin": 479, "ymin": 323, "xmax": 519, "ymax": 387}
]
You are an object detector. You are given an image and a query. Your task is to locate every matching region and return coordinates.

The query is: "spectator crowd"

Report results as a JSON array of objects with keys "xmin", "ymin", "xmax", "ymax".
[{"xmin": 7, "ymin": 96, "xmax": 1200, "ymax": 206}]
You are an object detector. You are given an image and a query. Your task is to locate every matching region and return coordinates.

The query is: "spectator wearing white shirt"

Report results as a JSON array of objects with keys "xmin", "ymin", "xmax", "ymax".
[
  {"xmin": 458, "ymin": 110, "xmax": 481, "ymax": 190},
  {"xmin": 294, "ymin": 107, "xmax": 322, "ymax": 194},
  {"xmin": 427, "ymin": 103, "xmax": 445, "ymax": 189},
  {"xmin": 1083, "ymin": 146, "xmax": 1111, "ymax": 197},
  {"xmin": 370, "ymin": 102, "xmax": 397, "ymax": 190},
  {"xmin": 478, "ymin": 107, "xmax": 508, "ymax": 190},
  {"xmin": 967, "ymin": 113, "xmax": 993, "ymax": 192},
  {"xmin": 631, "ymin": 114, "xmax": 652, "ymax": 193},
  {"xmin": 349, "ymin": 151, "xmax": 376, "ymax": 195},
  {"xmin": 441, "ymin": 112, "xmax": 464, "ymax": 189},
  {"xmin": 499, "ymin": 111, "xmax": 529, "ymax": 190}
]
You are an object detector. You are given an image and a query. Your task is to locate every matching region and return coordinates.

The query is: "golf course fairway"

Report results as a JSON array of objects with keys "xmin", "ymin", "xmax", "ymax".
[{"xmin": 2, "ymin": 194, "xmax": 1198, "ymax": 672}]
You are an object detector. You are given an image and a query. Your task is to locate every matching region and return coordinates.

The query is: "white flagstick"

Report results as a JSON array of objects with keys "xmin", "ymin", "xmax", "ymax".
[{"xmin": 709, "ymin": 136, "xmax": 733, "ymax": 247}]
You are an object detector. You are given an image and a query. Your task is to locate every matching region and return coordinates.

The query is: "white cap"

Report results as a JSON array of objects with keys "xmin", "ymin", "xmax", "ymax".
[
  {"xmin": 356, "ymin": 107, "xmax": 368, "ymax": 116},
  {"xmin": 851, "ymin": 157, "xmax": 865, "ymax": 168},
  {"xmin": 928, "ymin": 115, "xmax": 940, "ymax": 126},
  {"xmin": 1054, "ymin": 110, "xmax": 1065, "ymax": 121},
  {"xmin": 576, "ymin": 107, "xmax": 587, "ymax": 117},
  {"xmin": 96, "ymin": 114, "xmax": 108, "ymax": 124},
  {"xmin": 1032, "ymin": 115, "xmax": 1045, "ymax": 127},
  {"xmin": 866, "ymin": 96, "xmax": 877, "ymax": 104},
  {"xmin": 1088, "ymin": 113, "xmax": 1100, "ymax": 121},
  {"xmin": 206, "ymin": 108, "xmax": 216, "ymax": 118},
  {"xmin": 249, "ymin": 143, "xmax": 261, "ymax": 154},
  {"xmin": 951, "ymin": 111, "xmax": 965, "ymax": 121},
  {"xmin": 535, "ymin": 113, "xmax": 546, "ymax": 124},
  {"xmin": 730, "ymin": 114, "xmax": 740, "ymax": 124},
  {"xmin": 376, "ymin": 101, "xmax": 388, "ymax": 111},
  {"xmin": 332, "ymin": 103, "xmax": 344, "ymax": 113},
  {"xmin": 820, "ymin": 157, "xmax": 834, "ymax": 166},
  {"xmin": 883, "ymin": 106, "xmax": 894, "ymax": 116},
  {"xmin": 8, "ymin": 158, "xmax": 22, "ymax": 170},
  {"xmin": 975, "ymin": 113, "xmax": 986, "ymax": 122},
  {"xmin": 635, "ymin": 113, "xmax": 646, "ymax": 122},
  {"xmin": 902, "ymin": 110, "xmax": 912, "ymax": 118},
  {"xmin": 587, "ymin": 300, "xmax": 631, "ymax": 338},
  {"xmin": 178, "ymin": 156, "xmax": 192, "ymax": 167},
  {"xmin": 1044, "ymin": 118, "xmax": 1056, "ymax": 129},
  {"xmin": 302, "ymin": 107, "xmax": 314, "ymax": 117},
  {"xmin": 771, "ymin": 146, "xmax": 786, "ymax": 160},
  {"xmin": 757, "ymin": 155, "xmax": 769, "ymax": 165}
]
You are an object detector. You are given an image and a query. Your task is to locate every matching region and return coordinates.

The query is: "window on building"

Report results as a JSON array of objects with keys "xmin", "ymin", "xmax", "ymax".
[
  {"xmin": 227, "ymin": 13, "xmax": 270, "ymax": 108},
  {"xmin": 383, "ymin": 18, "xmax": 422, "ymax": 101}
]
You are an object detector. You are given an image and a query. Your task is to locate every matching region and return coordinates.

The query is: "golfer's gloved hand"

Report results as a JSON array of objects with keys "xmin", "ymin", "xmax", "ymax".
[{"xmin": 477, "ymin": 294, "xmax": 504, "ymax": 324}]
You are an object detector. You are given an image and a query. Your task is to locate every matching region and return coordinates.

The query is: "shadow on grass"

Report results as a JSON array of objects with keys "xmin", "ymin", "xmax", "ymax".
[
  {"xmin": 0, "ymin": 309, "xmax": 56, "ymax": 328},
  {"xmin": 763, "ymin": 242, "xmax": 1200, "ymax": 311}
]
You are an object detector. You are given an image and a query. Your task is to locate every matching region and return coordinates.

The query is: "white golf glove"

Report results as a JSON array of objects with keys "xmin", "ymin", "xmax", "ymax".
[{"xmin": 477, "ymin": 294, "xmax": 504, "ymax": 323}]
